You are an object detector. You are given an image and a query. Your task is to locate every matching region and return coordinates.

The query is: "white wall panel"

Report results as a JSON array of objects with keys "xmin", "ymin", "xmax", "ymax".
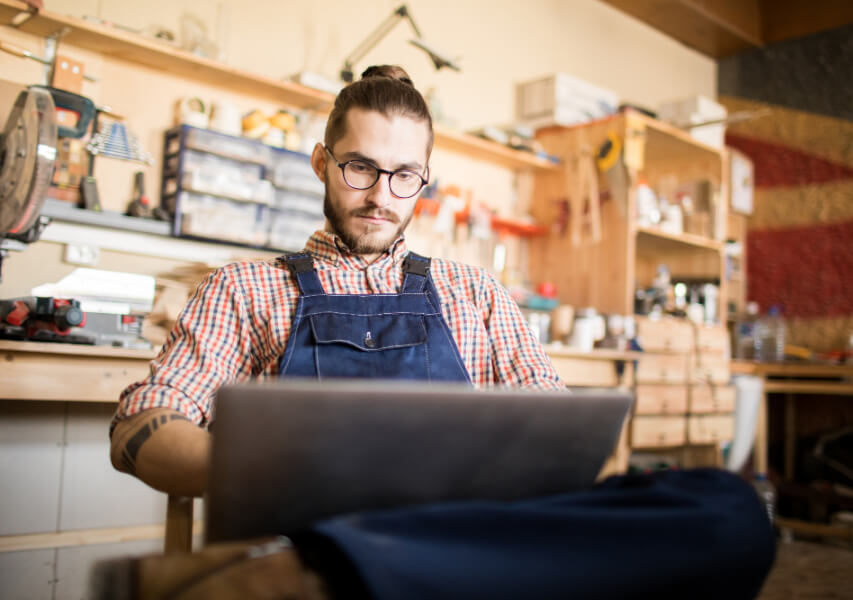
[
  {"xmin": 59, "ymin": 405, "xmax": 167, "ymax": 530},
  {"xmin": 0, "ymin": 402, "xmax": 64, "ymax": 536},
  {"xmin": 56, "ymin": 538, "xmax": 162, "ymax": 600},
  {"xmin": 0, "ymin": 548, "xmax": 56, "ymax": 600}
]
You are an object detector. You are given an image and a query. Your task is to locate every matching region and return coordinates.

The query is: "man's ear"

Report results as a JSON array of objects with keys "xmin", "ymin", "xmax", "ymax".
[{"xmin": 310, "ymin": 143, "xmax": 326, "ymax": 181}]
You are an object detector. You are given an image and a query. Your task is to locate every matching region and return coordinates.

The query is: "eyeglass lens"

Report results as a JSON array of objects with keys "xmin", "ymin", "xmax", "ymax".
[{"xmin": 343, "ymin": 161, "xmax": 423, "ymax": 198}]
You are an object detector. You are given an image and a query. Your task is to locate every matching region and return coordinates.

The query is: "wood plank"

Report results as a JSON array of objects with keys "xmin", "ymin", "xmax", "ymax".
[
  {"xmin": 548, "ymin": 354, "xmax": 622, "ymax": 387},
  {"xmin": 598, "ymin": 0, "xmax": 762, "ymax": 58},
  {"xmin": 543, "ymin": 345, "xmax": 641, "ymax": 361},
  {"xmin": 434, "ymin": 124, "xmax": 560, "ymax": 171},
  {"xmin": 760, "ymin": 0, "xmax": 853, "ymax": 45},
  {"xmin": 0, "ymin": 521, "xmax": 203, "ymax": 553},
  {"xmin": 164, "ymin": 496, "xmax": 194, "ymax": 554},
  {"xmin": 763, "ymin": 382, "xmax": 853, "ymax": 395},
  {"xmin": 775, "ymin": 517, "xmax": 853, "ymax": 542},
  {"xmin": 0, "ymin": 345, "xmax": 152, "ymax": 402},
  {"xmin": 683, "ymin": 0, "xmax": 763, "ymax": 45},
  {"xmin": 0, "ymin": 340, "xmax": 156, "ymax": 359},
  {"xmin": 0, "ymin": 0, "xmax": 333, "ymax": 110},
  {"xmin": 635, "ymin": 225, "xmax": 723, "ymax": 252},
  {"xmin": 731, "ymin": 361, "xmax": 853, "ymax": 378}
]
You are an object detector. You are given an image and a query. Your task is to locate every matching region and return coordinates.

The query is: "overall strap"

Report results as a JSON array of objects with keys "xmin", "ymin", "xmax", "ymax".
[
  {"xmin": 401, "ymin": 252, "xmax": 431, "ymax": 293},
  {"xmin": 284, "ymin": 253, "xmax": 325, "ymax": 296}
]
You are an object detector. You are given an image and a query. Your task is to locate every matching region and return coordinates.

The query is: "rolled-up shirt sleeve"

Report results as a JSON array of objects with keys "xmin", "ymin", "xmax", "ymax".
[
  {"xmin": 112, "ymin": 268, "xmax": 256, "ymax": 431},
  {"xmin": 479, "ymin": 272, "xmax": 565, "ymax": 391}
]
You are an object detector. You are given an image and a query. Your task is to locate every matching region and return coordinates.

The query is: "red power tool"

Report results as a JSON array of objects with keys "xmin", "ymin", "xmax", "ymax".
[{"xmin": 0, "ymin": 296, "xmax": 90, "ymax": 343}]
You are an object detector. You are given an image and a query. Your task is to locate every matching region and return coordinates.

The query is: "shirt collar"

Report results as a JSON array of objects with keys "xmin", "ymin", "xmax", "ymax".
[{"xmin": 301, "ymin": 230, "xmax": 409, "ymax": 270}]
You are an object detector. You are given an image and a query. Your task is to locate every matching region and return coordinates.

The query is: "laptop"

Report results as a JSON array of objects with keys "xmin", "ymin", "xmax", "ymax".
[{"xmin": 205, "ymin": 379, "xmax": 633, "ymax": 543}]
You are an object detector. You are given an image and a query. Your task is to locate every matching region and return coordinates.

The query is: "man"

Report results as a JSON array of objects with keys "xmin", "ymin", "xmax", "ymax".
[
  {"xmin": 109, "ymin": 66, "xmax": 774, "ymax": 599},
  {"xmin": 110, "ymin": 65, "xmax": 564, "ymax": 498}
]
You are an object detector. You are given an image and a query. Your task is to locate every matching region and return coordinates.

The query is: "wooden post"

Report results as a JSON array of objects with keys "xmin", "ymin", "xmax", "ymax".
[
  {"xmin": 164, "ymin": 495, "xmax": 194, "ymax": 554},
  {"xmin": 785, "ymin": 393, "xmax": 796, "ymax": 480}
]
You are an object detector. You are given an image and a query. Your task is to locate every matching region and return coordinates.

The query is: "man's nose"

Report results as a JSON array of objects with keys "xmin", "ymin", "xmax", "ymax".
[{"xmin": 365, "ymin": 173, "xmax": 394, "ymax": 208}]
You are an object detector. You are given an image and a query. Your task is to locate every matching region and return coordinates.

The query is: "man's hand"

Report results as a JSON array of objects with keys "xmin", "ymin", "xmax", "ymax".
[{"xmin": 110, "ymin": 408, "xmax": 211, "ymax": 497}]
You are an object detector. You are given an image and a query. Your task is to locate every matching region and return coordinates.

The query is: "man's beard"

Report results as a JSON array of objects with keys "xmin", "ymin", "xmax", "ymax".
[{"xmin": 323, "ymin": 189, "xmax": 414, "ymax": 256}]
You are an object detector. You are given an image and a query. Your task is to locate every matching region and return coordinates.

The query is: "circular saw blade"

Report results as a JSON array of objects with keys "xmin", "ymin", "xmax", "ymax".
[{"xmin": 0, "ymin": 86, "xmax": 57, "ymax": 236}]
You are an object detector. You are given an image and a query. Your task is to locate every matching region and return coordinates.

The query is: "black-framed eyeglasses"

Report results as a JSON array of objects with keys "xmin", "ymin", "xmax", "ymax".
[{"xmin": 324, "ymin": 146, "xmax": 429, "ymax": 199}]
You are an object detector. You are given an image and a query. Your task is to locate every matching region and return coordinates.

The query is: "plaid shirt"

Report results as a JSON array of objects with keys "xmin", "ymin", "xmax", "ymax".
[{"xmin": 115, "ymin": 231, "xmax": 564, "ymax": 427}]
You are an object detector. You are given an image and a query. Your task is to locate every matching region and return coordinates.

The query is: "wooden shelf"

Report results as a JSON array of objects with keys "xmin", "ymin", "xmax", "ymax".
[
  {"xmin": 0, "ymin": 0, "xmax": 333, "ymax": 109},
  {"xmin": 434, "ymin": 124, "xmax": 560, "ymax": 171},
  {"xmin": 0, "ymin": 339, "xmax": 156, "ymax": 359},
  {"xmin": 635, "ymin": 225, "xmax": 723, "ymax": 253},
  {"xmin": 0, "ymin": 521, "xmax": 202, "ymax": 552},
  {"xmin": 627, "ymin": 110, "xmax": 725, "ymax": 166},
  {"xmin": 543, "ymin": 345, "xmax": 642, "ymax": 361},
  {"xmin": 0, "ymin": 0, "xmax": 557, "ymax": 172},
  {"xmin": 730, "ymin": 360, "xmax": 853, "ymax": 378}
]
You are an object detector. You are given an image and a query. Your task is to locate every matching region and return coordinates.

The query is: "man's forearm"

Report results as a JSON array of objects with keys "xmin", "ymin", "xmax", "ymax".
[{"xmin": 110, "ymin": 408, "xmax": 211, "ymax": 497}]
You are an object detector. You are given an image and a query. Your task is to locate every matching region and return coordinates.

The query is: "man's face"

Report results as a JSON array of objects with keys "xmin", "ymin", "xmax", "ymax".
[{"xmin": 311, "ymin": 108, "xmax": 430, "ymax": 260}]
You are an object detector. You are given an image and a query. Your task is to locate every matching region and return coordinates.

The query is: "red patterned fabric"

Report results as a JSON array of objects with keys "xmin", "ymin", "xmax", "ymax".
[
  {"xmin": 747, "ymin": 219, "xmax": 853, "ymax": 319},
  {"xmin": 725, "ymin": 133, "xmax": 853, "ymax": 189},
  {"xmin": 115, "ymin": 231, "xmax": 564, "ymax": 427}
]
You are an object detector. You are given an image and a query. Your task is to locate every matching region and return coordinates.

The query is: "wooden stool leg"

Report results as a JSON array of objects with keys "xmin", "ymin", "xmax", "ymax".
[{"xmin": 164, "ymin": 495, "xmax": 194, "ymax": 554}]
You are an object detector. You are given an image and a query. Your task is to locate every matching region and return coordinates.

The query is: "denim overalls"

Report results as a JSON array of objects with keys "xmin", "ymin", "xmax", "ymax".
[{"xmin": 279, "ymin": 251, "xmax": 471, "ymax": 383}]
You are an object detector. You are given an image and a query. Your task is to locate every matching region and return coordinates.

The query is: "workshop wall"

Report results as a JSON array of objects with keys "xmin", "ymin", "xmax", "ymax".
[
  {"xmin": 46, "ymin": 0, "xmax": 717, "ymax": 128},
  {"xmin": 0, "ymin": 0, "xmax": 717, "ymax": 298},
  {"xmin": 718, "ymin": 24, "xmax": 853, "ymax": 353}
]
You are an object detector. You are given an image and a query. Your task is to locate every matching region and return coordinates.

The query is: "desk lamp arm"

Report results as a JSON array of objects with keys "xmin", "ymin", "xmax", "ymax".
[{"xmin": 340, "ymin": 5, "xmax": 422, "ymax": 83}]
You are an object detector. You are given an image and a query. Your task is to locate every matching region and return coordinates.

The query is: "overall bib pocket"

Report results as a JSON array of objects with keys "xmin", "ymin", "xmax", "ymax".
[{"xmin": 309, "ymin": 313, "xmax": 429, "ymax": 379}]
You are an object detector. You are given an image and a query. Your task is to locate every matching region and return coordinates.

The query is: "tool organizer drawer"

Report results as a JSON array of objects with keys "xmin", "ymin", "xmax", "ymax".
[
  {"xmin": 695, "ymin": 325, "xmax": 730, "ymax": 355},
  {"xmin": 690, "ymin": 360, "xmax": 731, "ymax": 385},
  {"xmin": 631, "ymin": 416, "xmax": 686, "ymax": 447},
  {"xmin": 690, "ymin": 384, "xmax": 736, "ymax": 413},
  {"xmin": 635, "ymin": 384, "xmax": 688, "ymax": 415},
  {"xmin": 688, "ymin": 415, "xmax": 734, "ymax": 444},
  {"xmin": 636, "ymin": 317, "xmax": 693, "ymax": 353},
  {"xmin": 636, "ymin": 353, "xmax": 689, "ymax": 384}
]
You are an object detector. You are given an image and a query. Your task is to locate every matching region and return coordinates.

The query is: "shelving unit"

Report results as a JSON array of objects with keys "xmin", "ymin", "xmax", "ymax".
[
  {"xmin": 529, "ymin": 110, "xmax": 732, "ymax": 467},
  {"xmin": 528, "ymin": 109, "xmax": 728, "ymax": 318},
  {"xmin": 161, "ymin": 125, "xmax": 324, "ymax": 250},
  {"xmin": 0, "ymin": 0, "xmax": 559, "ymax": 172}
]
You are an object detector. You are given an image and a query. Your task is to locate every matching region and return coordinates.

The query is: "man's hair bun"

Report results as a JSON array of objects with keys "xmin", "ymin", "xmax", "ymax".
[{"xmin": 361, "ymin": 65, "xmax": 414, "ymax": 87}]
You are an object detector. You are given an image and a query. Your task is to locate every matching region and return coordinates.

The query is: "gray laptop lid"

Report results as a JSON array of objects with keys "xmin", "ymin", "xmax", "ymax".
[{"xmin": 205, "ymin": 379, "xmax": 632, "ymax": 544}]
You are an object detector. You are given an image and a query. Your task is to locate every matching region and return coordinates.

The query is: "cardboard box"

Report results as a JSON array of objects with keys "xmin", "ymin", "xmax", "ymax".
[
  {"xmin": 658, "ymin": 95, "xmax": 727, "ymax": 149},
  {"xmin": 516, "ymin": 73, "xmax": 619, "ymax": 129}
]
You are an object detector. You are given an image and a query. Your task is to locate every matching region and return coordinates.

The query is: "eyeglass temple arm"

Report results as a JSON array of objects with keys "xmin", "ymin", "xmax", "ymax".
[{"xmin": 340, "ymin": 5, "xmax": 421, "ymax": 83}]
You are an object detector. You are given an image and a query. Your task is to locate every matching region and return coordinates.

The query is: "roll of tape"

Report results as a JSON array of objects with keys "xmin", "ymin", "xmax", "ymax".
[{"xmin": 178, "ymin": 96, "xmax": 209, "ymax": 129}]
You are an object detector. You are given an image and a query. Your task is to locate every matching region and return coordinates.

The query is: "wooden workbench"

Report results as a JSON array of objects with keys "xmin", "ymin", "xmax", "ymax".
[
  {"xmin": 731, "ymin": 360, "xmax": 853, "ymax": 478},
  {"xmin": 0, "ymin": 339, "xmax": 156, "ymax": 403}
]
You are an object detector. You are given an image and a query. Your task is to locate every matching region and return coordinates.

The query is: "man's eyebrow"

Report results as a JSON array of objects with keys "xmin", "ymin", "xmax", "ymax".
[{"xmin": 336, "ymin": 151, "xmax": 424, "ymax": 171}]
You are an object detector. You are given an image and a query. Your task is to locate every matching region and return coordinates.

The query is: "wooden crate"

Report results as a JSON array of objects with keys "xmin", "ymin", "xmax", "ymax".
[
  {"xmin": 635, "ymin": 384, "xmax": 689, "ymax": 415},
  {"xmin": 690, "ymin": 384, "xmax": 736, "ymax": 413},
  {"xmin": 636, "ymin": 353, "xmax": 689, "ymax": 384},
  {"xmin": 632, "ymin": 416, "xmax": 687, "ymax": 447},
  {"xmin": 688, "ymin": 414, "xmax": 734, "ymax": 444},
  {"xmin": 636, "ymin": 316, "xmax": 694, "ymax": 353}
]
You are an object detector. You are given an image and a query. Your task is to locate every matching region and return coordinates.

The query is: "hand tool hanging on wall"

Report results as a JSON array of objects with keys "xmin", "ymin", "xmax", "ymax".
[
  {"xmin": 563, "ymin": 148, "xmax": 601, "ymax": 246},
  {"xmin": 126, "ymin": 171, "xmax": 152, "ymax": 218},
  {"xmin": 596, "ymin": 131, "xmax": 628, "ymax": 218}
]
